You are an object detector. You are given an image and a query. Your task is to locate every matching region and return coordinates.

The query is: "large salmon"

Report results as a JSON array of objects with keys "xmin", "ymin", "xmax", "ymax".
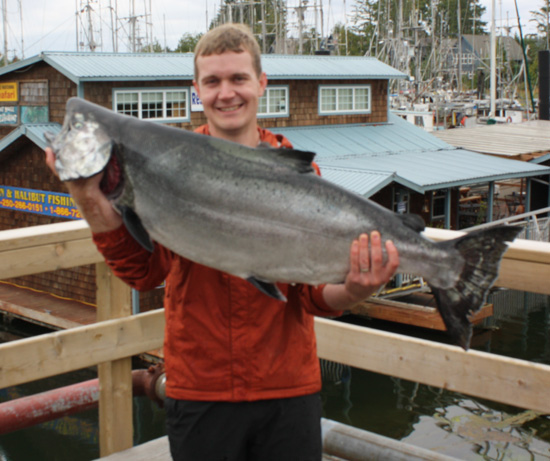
[{"xmin": 46, "ymin": 97, "xmax": 520, "ymax": 349}]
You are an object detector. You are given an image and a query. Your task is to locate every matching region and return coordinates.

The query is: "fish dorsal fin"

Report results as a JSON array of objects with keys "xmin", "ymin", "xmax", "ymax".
[
  {"xmin": 396, "ymin": 213, "xmax": 426, "ymax": 233},
  {"xmin": 207, "ymin": 137, "xmax": 316, "ymax": 174},
  {"xmin": 256, "ymin": 145, "xmax": 316, "ymax": 174}
]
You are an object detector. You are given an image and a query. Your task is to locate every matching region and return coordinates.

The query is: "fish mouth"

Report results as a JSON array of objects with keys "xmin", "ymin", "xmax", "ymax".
[{"xmin": 99, "ymin": 149, "xmax": 124, "ymax": 200}]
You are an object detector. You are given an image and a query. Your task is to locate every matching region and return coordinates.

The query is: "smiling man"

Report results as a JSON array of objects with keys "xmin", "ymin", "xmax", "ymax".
[
  {"xmin": 193, "ymin": 41, "xmax": 267, "ymax": 147},
  {"xmin": 46, "ymin": 23, "xmax": 399, "ymax": 461}
]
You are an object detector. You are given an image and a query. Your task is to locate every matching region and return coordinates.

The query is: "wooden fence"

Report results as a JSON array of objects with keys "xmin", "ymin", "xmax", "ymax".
[{"xmin": 0, "ymin": 221, "xmax": 549, "ymax": 457}]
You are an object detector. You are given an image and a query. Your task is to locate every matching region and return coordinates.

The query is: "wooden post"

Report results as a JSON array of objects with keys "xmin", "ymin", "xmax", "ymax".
[{"xmin": 96, "ymin": 262, "xmax": 133, "ymax": 456}]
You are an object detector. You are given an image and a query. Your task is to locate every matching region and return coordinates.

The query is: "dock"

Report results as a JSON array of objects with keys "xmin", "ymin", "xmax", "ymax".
[
  {"xmin": 0, "ymin": 281, "xmax": 95, "ymax": 330},
  {"xmin": 0, "ymin": 279, "xmax": 492, "ymax": 338},
  {"xmin": 1, "ymin": 222, "xmax": 550, "ymax": 459},
  {"xmin": 0, "ymin": 281, "xmax": 164, "ymax": 362},
  {"xmin": 94, "ymin": 437, "xmax": 343, "ymax": 461},
  {"xmin": 94, "ymin": 421, "xmax": 461, "ymax": 461},
  {"xmin": 352, "ymin": 292, "xmax": 493, "ymax": 330}
]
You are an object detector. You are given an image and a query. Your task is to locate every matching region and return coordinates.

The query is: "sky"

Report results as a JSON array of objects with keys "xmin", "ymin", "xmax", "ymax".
[{"xmin": 0, "ymin": 0, "xmax": 545, "ymax": 60}]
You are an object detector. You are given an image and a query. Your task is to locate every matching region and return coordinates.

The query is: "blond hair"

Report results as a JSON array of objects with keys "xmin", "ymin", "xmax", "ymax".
[{"xmin": 194, "ymin": 23, "xmax": 262, "ymax": 79}]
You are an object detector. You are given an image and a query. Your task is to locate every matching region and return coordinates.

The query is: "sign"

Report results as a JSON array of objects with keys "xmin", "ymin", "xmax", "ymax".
[
  {"xmin": 0, "ymin": 106, "xmax": 18, "ymax": 125},
  {"xmin": 191, "ymin": 87, "xmax": 203, "ymax": 112},
  {"xmin": 0, "ymin": 82, "xmax": 18, "ymax": 102},
  {"xmin": 20, "ymin": 81, "xmax": 48, "ymax": 105},
  {"xmin": 0, "ymin": 185, "xmax": 81, "ymax": 220},
  {"xmin": 21, "ymin": 106, "xmax": 48, "ymax": 124}
]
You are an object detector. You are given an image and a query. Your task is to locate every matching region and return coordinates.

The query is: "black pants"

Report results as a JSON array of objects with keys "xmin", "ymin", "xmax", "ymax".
[{"xmin": 165, "ymin": 393, "xmax": 323, "ymax": 461}]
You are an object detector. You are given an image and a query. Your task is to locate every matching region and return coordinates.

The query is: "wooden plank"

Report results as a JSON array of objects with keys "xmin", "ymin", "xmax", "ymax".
[
  {"xmin": 96, "ymin": 262, "xmax": 133, "ymax": 457},
  {"xmin": 424, "ymin": 228, "xmax": 550, "ymax": 295},
  {"xmin": 0, "ymin": 309, "xmax": 165, "ymax": 389},
  {"xmin": 424, "ymin": 228, "xmax": 550, "ymax": 265},
  {"xmin": 0, "ymin": 302, "xmax": 84, "ymax": 330},
  {"xmin": 315, "ymin": 317, "xmax": 550, "ymax": 414},
  {"xmin": 1, "ymin": 223, "xmax": 549, "ymax": 293},
  {"xmin": 94, "ymin": 436, "xmax": 171, "ymax": 461},
  {"xmin": 352, "ymin": 298, "xmax": 493, "ymax": 330},
  {"xmin": 495, "ymin": 259, "xmax": 550, "ymax": 294},
  {"xmin": 0, "ymin": 282, "xmax": 96, "ymax": 330},
  {"xmin": 2, "ymin": 310, "xmax": 550, "ymax": 415},
  {"xmin": 0, "ymin": 220, "xmax": 91, "ymax": 252},
  {"xmin": 0, "ymin": 238, "xmax": 103, "ymax": 280}
]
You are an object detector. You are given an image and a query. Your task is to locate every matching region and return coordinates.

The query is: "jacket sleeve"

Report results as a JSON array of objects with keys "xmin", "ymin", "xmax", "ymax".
[
  {"xmin": 293, "ymin": 283, "xmax": 344, "ymax": 318},
  {"xmin": 92, "ymin": 225, "xmax": 176, "ymax": 291}
]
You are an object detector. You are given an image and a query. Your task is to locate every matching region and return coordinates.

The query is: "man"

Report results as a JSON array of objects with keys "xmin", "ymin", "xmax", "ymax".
[{"xmin": 46, "ymin": 23, "xmax": 399, "ymax": 461}]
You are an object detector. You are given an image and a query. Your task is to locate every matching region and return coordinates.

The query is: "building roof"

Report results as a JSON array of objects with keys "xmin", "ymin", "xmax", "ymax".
[
  {"xmin": 431, "ymin": 120, "xmax": 550, "ymax": 158},
  {"xmin": 0, "ymin": 52, "xmax": 408, "ymax": 83},
  {"xmin": 462, "ymin": 35, "xmax": 524, "ymax": 61},
  {"xmin": 0, "ymin": 123, "xmax": 59, "ymax": 163},
  {"xmin": 3, "ymin": 115, "xmax": 548, "ymax": 199},
  {"xmin": 273, "ymin": 114, "xmax": 550, "ymax": 195}
]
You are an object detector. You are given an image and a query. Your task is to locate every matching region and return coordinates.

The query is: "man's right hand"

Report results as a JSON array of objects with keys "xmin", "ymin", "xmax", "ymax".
[{"xmin": 45, "ymin": 147, "xmax": 123, "ymax": 233}]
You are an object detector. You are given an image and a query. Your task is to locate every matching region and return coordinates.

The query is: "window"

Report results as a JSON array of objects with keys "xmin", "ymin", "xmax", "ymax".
[
  {"xmin": 258, "ymin": 86, "xmax": 288, "ymax": 117},
  {"xmin": 431, "ymin": 190, "xmax": 447, "ymax": 220},
  {"xmin": 319, "ymin": 85, "xmax": 371, "ymax": 115},
  {"xmin": 114, "ymin": 89, "xmax": 189, "ymax": 121}
]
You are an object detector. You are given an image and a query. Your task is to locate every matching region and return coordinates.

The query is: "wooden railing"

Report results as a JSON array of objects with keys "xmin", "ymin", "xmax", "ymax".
[{"xmin": 0, "ymin": 221, "xmax": 549, "ymax": 457}]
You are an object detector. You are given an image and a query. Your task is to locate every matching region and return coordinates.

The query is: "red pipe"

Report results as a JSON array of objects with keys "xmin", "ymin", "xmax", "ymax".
[{"xmin": 0, "ymin": 365, "xmax": 165, "ymax": 435}]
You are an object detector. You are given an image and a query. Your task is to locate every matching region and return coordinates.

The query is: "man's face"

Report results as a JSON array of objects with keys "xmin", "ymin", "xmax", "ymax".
[{"xmin": 194, "ymin": 50, "xmax": 267, "ymax": 142}]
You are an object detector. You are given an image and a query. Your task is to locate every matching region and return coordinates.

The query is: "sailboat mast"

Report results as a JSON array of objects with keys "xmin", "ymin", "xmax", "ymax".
[
  {"xmin": 490, "ymin": 0, "xmax": 496, "ymax": 117},
  {"xmin": 2, "ymin": 0, "xmax": 8, "ymax": 65}
]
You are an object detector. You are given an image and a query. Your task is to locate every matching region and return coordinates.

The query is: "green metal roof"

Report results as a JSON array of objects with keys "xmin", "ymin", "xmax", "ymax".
[
  {"xmin": 0, "ymin": 52, "xmax": 407, "ymax": 83},
  {"xmin": 4, "ymin": 115, "xmax": 548, "ymax": 200},
  {"xmin": 0, "ymin": 123, "xmax": 59, "ymax": 153},
  {"xmin": 273, "ymin": 114, "xmax": 550, "ymax": 196},
  {"xmin": 320, "ymin": 167, "xmax": 395, "ymax": 197}
]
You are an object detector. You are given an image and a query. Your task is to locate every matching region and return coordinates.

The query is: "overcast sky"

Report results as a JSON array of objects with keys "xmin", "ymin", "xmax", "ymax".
[{"xmin": 0, "ymin": 0, "xmax": 545, "ymax": 60}]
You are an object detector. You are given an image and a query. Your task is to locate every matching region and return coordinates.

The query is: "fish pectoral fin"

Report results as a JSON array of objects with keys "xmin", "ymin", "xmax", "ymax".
[
  {"xmin": 396, "ymin": 213, "xmax": 426, "ymax": 232},
  {"xmin": 119, "ymin": 205, "xmax": 154, "ymax": 252},
  {"xmin": 257, "ymin": 145, "xmax": 316, "ymax": 174},
  {"xmin": 246, "ymin": 277, "xmax": 287, "ymax": 302}
]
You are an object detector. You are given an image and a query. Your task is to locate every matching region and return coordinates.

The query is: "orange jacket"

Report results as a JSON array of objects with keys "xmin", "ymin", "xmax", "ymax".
[{"xmin": 92, "ymin": 126, "xmax": 339, "ymax": 401}]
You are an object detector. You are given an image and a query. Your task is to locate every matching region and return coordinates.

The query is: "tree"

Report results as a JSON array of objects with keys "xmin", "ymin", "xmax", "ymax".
[
  {"xmin": 530, "ymin": 1, "xmax": 550, "ymax": 49},
  {"xmin": 331, "ymin": 23, "xmax": 370, "ymax": 56},
  {"xmin": 174, "ymin": 33, "xmax": 203, "ymax": 53},
  {"xmin": 139, "ymin": 40, "xmax": 168, "ymax": 53},
  {"xmin": 441, "ymin": 0, "xmax": 487, "ymax": 37},
  {"xmin": 348, "ymin": 0, "xmax": 486, "ymax": 43},
  {"xmin": 210, "ymin": 0, "xmax": 288, "ymax": 54}
]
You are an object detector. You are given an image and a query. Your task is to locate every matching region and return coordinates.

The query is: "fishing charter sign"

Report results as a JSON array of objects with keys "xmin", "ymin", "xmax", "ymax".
[{"xmin": 0, "ymin": 185, "xmax": 81, "ymax": 220}]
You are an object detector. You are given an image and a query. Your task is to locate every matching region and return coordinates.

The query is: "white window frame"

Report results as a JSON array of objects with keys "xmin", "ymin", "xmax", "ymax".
[
  {"xmin": 257, "ymin": 85, "xmax": 289, "ymax": 118},
  {"xmin": 113, "ymin": 88, "xmax": 190, "ymax": 122},
  {"xmin": 430, "ymin": 190, "xmax": 447, "ymax": 220},
  {"xmin": 318, "ymin": 84, "xmax": 371, "ymax": 115}
]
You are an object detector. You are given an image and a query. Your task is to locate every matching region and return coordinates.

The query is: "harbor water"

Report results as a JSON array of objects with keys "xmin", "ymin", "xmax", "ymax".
[{"xmin": 1, "ymin": 289, "xmax": 549, "ymax": 460}]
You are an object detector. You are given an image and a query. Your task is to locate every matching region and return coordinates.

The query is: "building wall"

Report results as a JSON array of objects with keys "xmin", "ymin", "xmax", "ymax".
[
  {"xmin": 0, "ymin": 61, "xmax": 389, "ymax": 310},
  {"xmin": 0, "ymin": 61, "xmax": 77, "ymax": 130},
  {"xmin": 82, "ymin": 78, "xmax": 388, "ymax": 130},
  {"xmin": 0, "ymin": 129, "xmax": 163, "ymax": 311}
]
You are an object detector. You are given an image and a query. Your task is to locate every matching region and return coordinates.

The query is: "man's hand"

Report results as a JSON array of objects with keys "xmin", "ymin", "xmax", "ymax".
[
  {"xmin": 323, "ymin": 231, "xmax": 399, "ymax": 311},
  {"xmin": 45, "ymin": 147, "xmax": 122, "ymax": 233}
]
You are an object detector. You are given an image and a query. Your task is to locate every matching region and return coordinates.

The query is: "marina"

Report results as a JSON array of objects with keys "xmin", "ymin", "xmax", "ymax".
[
  {"xmin": 0, "ymin": 1, "xmax": 549, "ymax": 458},
  {"xmin": 1, "ymin": 222, "xmax": 549, "ymax": 460}
]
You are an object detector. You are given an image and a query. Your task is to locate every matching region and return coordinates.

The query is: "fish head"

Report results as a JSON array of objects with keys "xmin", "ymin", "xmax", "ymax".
[{"xmin": 45, "ymin": 102, "xmax": 113, "ymax": 181}]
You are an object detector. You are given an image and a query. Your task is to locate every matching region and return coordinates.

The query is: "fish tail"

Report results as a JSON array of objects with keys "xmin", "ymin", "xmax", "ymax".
[{"xmin": 431, "ymin": 225, "xmax": 521, "ymax": 350}]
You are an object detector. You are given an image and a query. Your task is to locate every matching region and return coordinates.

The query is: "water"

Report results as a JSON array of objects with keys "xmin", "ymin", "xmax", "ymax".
[{"xmin": 1, "ymin": 290, "xmax": 549, "ymax": 460}]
